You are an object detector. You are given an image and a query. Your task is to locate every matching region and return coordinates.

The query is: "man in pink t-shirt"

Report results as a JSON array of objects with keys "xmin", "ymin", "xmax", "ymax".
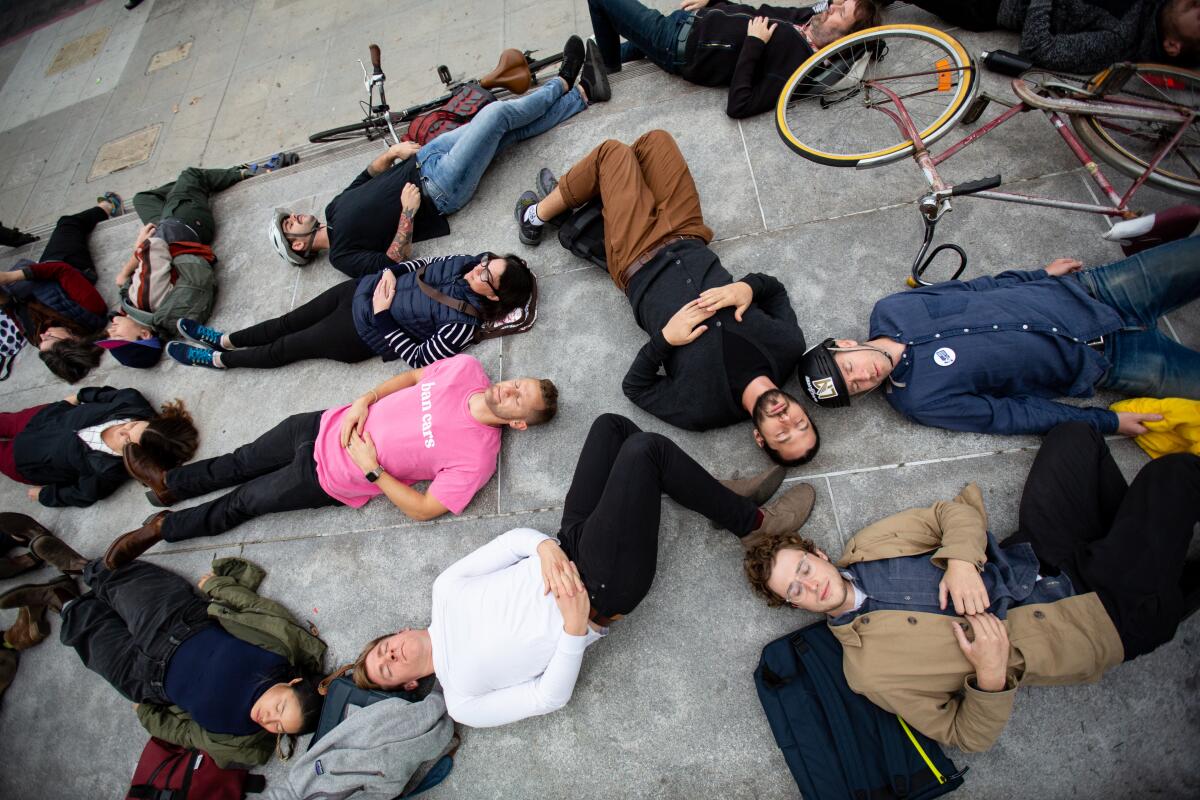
[{"xmin": 102, "ymin": 354, "xmax": 559, "ymax": 568}]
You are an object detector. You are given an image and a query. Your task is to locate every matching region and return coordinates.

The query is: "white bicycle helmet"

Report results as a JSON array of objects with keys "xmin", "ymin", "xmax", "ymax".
[{"xmin": 271, "ymin": 209, "xmax": 313, "ymax": 267}]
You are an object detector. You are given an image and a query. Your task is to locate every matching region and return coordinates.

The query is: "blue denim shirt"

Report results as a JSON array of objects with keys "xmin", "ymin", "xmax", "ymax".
[
  {"xmin": 869, "ymin": 270, "xmax": 1123, "ymax": 435},
  {"xmin": 830, "ymin": 531, "xmax": 1075, "ymax": 626}
]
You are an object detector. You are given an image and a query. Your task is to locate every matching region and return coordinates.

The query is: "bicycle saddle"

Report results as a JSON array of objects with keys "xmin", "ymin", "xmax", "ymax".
[{"xmin": 481, "ymin": 48, "xmax": 532, "ymax": 94}]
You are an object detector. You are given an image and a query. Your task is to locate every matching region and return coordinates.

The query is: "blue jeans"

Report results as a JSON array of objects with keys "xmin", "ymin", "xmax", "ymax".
[
  {"xmin": 417, "ymin": 80, "xmax": 586, "ymax": 215},
  {"xmin": 1077, "ymin": 235, "xmax": 1200, "ymax": 399},
  {"xmin": 587, "ymin": 0, "xmax": 691, "ymax": 73}
]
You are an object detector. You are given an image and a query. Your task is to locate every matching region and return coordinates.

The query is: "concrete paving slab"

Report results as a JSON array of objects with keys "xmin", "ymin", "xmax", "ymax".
[{"xmin": 88, "ymin": 123, "xmax": 161, "ymax": 180}]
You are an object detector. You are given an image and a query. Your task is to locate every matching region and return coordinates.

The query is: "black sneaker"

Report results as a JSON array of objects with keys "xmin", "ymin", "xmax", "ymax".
[
  {"xmin": 515, "ymin": 191, "xmax": 543, "ymax": 246},
  {"xmin": 558, "ymin": 35, "xmax": 585, "ymax": 89},
  {"xmin": 536, "ymin": 169, "xmax": 569, "ymax": 227},
  {"xmin": 580, "ymin": 39, "xmax": 611, "ymax": 103}
]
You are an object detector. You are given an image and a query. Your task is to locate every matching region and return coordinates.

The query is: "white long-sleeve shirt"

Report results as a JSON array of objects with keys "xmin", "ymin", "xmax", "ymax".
[{"xmin": 429, "ymin": 528, "xmax": 605, "ymax": 728}]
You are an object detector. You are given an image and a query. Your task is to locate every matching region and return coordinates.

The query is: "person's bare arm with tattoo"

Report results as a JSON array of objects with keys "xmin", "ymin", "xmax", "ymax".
[{"xmin": 387, "ymin": 183, "xmax": 422, "ymax": 263}]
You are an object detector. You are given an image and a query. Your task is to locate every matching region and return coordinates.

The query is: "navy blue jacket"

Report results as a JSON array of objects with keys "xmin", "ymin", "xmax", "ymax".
[
  {"xmin": 13, "ymin": 386, "xmax": 156, "ymax": 507},
  {"xmin": 870, "ymin": 269, "xmax": 1123, "ymax": 435}
]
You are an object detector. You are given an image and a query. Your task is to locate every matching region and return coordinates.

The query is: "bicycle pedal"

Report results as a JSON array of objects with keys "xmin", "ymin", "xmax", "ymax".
[{"xmin": 961, "ymin": 95, "xmax": 990, "ymax": 125}]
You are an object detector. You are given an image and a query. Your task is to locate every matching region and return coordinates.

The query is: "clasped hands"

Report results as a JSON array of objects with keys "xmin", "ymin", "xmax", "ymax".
[
  {"xmin": 661, "ymin": 281, "xmax": 753, "ymax": 346},
  {"xmin": 538, "ymin": 539, "xmax": 589, "ymax": 636},
  {"xmin": 339, "ymin": 396, "xmax": 379, "ymax": 473},
  {"xmin": 942, "ymin": 559, "xmax": 1009, "ymax": 692}
]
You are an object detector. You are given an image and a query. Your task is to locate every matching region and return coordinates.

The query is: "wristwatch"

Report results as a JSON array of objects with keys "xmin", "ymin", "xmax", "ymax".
[{"xmin": 364, "ymin": 465, "xmax": 386, "ymax": 483}]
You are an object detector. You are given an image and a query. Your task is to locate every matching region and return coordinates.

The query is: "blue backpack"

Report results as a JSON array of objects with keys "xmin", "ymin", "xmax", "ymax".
[{"xmin": 755, "ymin": 621, "xmax": 967, "ymax": 800}]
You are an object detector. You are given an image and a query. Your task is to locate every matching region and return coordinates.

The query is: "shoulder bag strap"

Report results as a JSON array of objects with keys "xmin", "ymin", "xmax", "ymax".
[{"xmin": 415, "ymin": 265, "xmax": 480, "ymax": 319}]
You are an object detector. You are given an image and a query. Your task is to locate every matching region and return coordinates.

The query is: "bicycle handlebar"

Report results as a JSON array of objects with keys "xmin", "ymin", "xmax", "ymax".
[{"xmin": 369, "ymin": 44, "xmax": 382, "ymax": 74}]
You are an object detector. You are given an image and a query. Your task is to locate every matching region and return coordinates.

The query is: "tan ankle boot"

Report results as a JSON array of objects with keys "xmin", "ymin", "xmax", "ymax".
[{"xmin": 755, "ymin": 483, "xmax": 816, "ymax": 536}]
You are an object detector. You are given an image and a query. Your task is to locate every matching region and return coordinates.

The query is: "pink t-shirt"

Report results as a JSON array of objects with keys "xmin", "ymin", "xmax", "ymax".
[{"xmin": 313, "ymin": 354, "xmax": 501, "ymax": 513}]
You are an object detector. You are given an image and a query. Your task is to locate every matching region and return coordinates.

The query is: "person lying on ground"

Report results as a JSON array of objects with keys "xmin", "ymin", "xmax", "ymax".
[
  {"xmin": 0, "ymin": 387, "xmax": 197, "ymax": 508},
  {"xmin": 743, "ymin": 421, "xmax": 1200, "ymax": 751},
  {"xmin": 165, "ymin": 252, "xmax": 533, "ymax": 371},
  {"xmin": 517, "ymin": 129, "xmax": 818, "ymax": 465},
  {"xmin": 0, "ymin": 197, "xmax": 119, "ymax": 382},
  {"xmin": 797, "ymin": 236, "xmax": 1200, "ymax": 437},
  {"xmin": 0, "ymin": 530, "xmax": 326, "ymax": 767},
  {"xmin": 93, "ymin": 156, "xmax": 298, "ymax": 372},
  {"xmin": 272, "ymin": 36, "xmax": 608, "ymax": 279},
  {"xmin": 102, "ymin": 354, "xmax": 558, "ymax": 568},
  {"xmin": 901, "ymin": 0, "xmax": 1198, "ymax": 72},
  {"xmin": 348, "ymin": 412, "xmax": 818, "ymax": 727},
  {"xmin": 587, "ymin": 0, "xmax": 880, "ymax": 118}
]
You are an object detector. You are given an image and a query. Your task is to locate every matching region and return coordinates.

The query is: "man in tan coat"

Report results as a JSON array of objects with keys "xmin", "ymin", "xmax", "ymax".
[{"xmin": 743, "ymin": 421, "xmax": 1199, "ymax": 752}]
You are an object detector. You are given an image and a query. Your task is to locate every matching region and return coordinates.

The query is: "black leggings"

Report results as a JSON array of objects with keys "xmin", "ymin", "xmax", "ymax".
[
  {"xmin": 1007, "ymin": 422, "xmax": 1200, "ymax": 661},
  {"xmin": 38, "ymin": 207, "xmax": 107, "ymax": 284},
  {"xmin": 557, "ymin": 414, "xmax": 759, "ymax": 618},
  {"xmin": 222, "ymin": 280, "xmax": 373, "ymax": 369},
  {"xmin": 59, "ymin": 559, "xmax": 210, "ymax": 703}
]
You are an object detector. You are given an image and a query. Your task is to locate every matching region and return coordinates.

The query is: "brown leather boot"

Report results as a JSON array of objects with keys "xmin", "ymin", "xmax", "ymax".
[
  {"xmin": 30, "ymin": 534, "xmax": 89, "ymax": 574},
  {"xmin": 103, "ymin": 511, "xmax": 168, "ymax": 570},
  {"xmin": 720, "ymin": 465, "xmax": 786, "ymax": 506},
  {"xmin": 3, "ymin": 606, "xmax": 49, "ymax": 650},
  {"xmin": 0, "ymin": 552, "xmax": 42, "ymax": 579},
  {"xmin": 0, "ymin": 575, "xmax": 79, "ymax": 612},
  {"xmin": 754, "ymin": 483, "xmax": 817, "ymax": 537},
  {"xmin": 0, "ymin": 648, "xmax": 17, "ymax": 699},
  {"xmin": 0, "ymin": 512, "xmax": 54, "ymax": 545},
  {"xmin": 123, "ymin": 444, "xmax": 177, "ymax": 507}
]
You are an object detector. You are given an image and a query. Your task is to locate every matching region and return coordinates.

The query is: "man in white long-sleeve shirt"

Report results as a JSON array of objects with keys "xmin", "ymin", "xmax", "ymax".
[{"xmin": 356, "ymin": 413, "xmax": 819, "ymax": 727}]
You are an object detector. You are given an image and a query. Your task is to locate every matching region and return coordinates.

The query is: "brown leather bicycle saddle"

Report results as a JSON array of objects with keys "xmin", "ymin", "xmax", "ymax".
[{"xmin": 481, "ymin": 48, "xmax": 532, "ymax": 94}]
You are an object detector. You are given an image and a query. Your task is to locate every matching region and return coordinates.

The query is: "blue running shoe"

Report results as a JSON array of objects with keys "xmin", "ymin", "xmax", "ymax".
[
  {"xmin": 177, "ymin": 318, "xmax": 227, "ymax": 351},
  {"xmin": 97, "ymin": 191, "xmax": 123, "ymax": 217},
  {"xmin": 167, "ymin": 341, "xmax": 221, "ymax": 369}
]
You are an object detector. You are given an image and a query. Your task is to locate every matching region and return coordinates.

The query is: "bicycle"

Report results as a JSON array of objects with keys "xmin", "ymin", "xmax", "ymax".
[
  {"xmin": 772, "ymin": 24, "xmax": 1200, "ymax": 286},
  {"xmin": 308, "ymin": 44, "xmax": 565, "ymax": 145}
]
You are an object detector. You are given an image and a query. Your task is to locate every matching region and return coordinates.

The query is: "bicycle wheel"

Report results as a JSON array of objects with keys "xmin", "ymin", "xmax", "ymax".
[
  {"xmin": 1070, "ymin": 63, "xmax": 1200, "ymax": 197},
  {"xmin": 308, "ymin": 118, "xmax": 388, "ymax": 144},
  {"xmin": 776, "ymin": 25, "xmax": 976, "ymax": 168}
]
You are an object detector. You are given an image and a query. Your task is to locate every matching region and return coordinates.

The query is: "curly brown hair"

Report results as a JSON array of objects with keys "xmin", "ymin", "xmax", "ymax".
[
  {"xmin": 139, "ymin": 398, "xmax": 199, "ymax": 468},
  {"xmin": 742, "ymin": 532, "xmax": 819, "ymax": 608}
]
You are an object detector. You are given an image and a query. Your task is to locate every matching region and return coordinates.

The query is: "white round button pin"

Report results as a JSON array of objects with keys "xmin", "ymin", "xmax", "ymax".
[{"xmin": 933, "ymin": 347, "xmax": 956, "ymax": 367}]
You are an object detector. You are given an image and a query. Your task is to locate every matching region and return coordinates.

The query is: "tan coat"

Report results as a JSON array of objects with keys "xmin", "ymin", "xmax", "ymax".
[{"xmin": 828, "ymin": 484, "xmax": 1123, "ymax": 753}]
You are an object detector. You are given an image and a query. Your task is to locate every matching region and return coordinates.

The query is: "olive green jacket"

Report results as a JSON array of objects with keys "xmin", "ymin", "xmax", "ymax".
[
  {"xmin": 829, "ymin": 483, "xmax": 1123, "ymax": 753},
  {"xmin": 135, "ymin": 558, "xmax": 326, "ymax": 768}
]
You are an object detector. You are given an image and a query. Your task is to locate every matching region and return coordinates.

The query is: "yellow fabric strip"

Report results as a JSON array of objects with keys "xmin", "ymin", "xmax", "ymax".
[{"xmin": 898, "ymin": 715, "xmax": 946, "ymax": 785}]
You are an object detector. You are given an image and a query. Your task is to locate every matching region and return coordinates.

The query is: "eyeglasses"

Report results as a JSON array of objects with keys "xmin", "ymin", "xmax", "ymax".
[
  {"xmin": 478, "ymin": 253, "xmax": 499, "ymax": 291},
  {"xmin": 785, "ymin": 553, "xmax": 814, "ymax": 603}
]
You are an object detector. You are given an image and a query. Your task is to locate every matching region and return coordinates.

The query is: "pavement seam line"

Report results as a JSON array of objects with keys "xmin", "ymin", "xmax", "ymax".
[
  {"xmin": 824, "ymin": 474, "xmax": 845, "ymax": 544},
  {"xmin": 737, "ymin": 118, "xmax": 767, "ymax": 231}
]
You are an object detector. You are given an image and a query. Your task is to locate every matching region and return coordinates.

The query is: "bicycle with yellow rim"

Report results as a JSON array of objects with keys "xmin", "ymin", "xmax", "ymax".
[{"xmin": 775, "ymin": 24, "xmax": 1200, "ymax": 286}]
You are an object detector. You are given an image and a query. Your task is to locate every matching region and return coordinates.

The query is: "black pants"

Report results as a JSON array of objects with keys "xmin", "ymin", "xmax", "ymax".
[
  {"xmin": 557, "ymin": 414, "xmax": 759, "ymax": 618},
  {"xmin": 222, "ymin": 280, "xmax": 374, "ymax": 369},
  {"xmin": 905, "ymin": 0, "xmax": 1002, "ymax": 31},
  {"xmin": 162, "ymin": 411, "xmax": 339, "ymax": 542},
  {"xmin": 1009, "ymin": 422, "xmax": 1200, "ymax": 661},
  {"xmin": 37, "ymin": 207, "xmax": 107, "ymax": 284},
  {"xmin": 59, "ymin": 559, "xmax": 210, "ymax": 703}
]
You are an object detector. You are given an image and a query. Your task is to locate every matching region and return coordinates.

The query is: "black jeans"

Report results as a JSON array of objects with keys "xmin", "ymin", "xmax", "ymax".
[
  {"xmin": 905, "ymin": 0, "xmax": 1002, "ymax": 31},
  {"xmin": 1008, "ymin": 422, "xmax": 1200, "ymax": 660},
  {"xmin": 223, "ymin": 280, "xmax": 373, "ymax": 369},
  {"xmin": 162, "ymin": 411, "xmax": 339, "ymax": 542},
  {"xmin": 59, "ymin": 559, "xmax": 211, "ymax": 703},
  {"xmin": 37, "ymin": 206, "xmax": 107, "ymax": 284},
  {"xmin": 557, "ymin": 414, "xmax": 759, "ymax": 618}
]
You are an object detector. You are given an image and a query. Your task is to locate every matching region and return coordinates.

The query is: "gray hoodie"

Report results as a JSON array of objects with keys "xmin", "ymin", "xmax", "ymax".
[{"xmin": 265, "ymin": 690, "xmax": 455, "ymax": 800}]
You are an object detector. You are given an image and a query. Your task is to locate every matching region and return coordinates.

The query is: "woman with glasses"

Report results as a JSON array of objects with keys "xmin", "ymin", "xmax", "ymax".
[{"xmin": 165, "ymin": 252, "xmax": 533, "ymax": 371}]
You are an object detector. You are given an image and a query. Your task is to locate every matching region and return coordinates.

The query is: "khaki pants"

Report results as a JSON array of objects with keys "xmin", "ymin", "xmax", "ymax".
[{"xmin": 559, "ymin": 129, "xmax": 713, "ymax": 289}]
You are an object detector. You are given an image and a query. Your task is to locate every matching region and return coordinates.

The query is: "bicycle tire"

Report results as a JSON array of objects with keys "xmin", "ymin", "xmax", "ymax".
[
  {"xmin": 1069, "ymin": 63, "xmax": 1200, "ymax": 197},
  {"xmin": 308, "ymin": 118, "xmax": 389, "ymax": 144},
  {"xmin": 775, "ymin": 25, "xmax": 976, "ymax": 168}
]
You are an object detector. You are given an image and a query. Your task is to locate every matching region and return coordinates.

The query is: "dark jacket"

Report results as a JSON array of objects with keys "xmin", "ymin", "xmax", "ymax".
[
  {"xmin": 12, "ymin": 386, "xmax": 155, "ymax": 507},
  {"xmin": 352, "ymin": 254, "xmax": 482, "ymax": 354},
  {"xmin": 137, "ymin": 557, "xmax": 328, "ymax": 768},
  {"xmin": 869, "ymin": 270, "xmax": 1124, "ymax": 436},
  {"xmin": 2, "ymin": 259, "xmax": 107, "ymax": 343},
  {"xmin": 681, "ymin": 1, "xmax": 815, "ymax": 118},
  {"xmin": 622, "ymin": 239, "xmax": 808, "ymax": 430},
  {"xmin": 997, "ymin": 0, "xmax": 1167, "ymax": 73},
  {"xmin": 326, "ymin": 162, "xmax": 451, "ymax": 279}
]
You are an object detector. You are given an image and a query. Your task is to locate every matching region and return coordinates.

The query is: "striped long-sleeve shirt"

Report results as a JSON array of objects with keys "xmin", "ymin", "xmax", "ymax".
[{"xmin": 372, "ymin": 312, "xmax": 477, "ymax": 367}]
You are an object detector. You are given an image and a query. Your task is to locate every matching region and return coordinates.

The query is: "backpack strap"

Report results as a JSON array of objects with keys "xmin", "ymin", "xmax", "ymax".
[
  {"xmin": 129, "ymin": 746, "xmax": 188, "ymax": 800},
  {"xmin": 415, "ymin": 266, "xmax": 480, "ymax": 319},
  {"xmin": 177, "ymin": 750, "xmax": 198, "ymax": 799}
]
